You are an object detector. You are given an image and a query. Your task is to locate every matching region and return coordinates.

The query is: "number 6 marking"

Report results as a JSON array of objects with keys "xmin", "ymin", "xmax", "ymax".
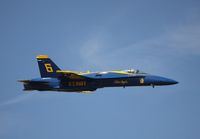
[{"xmin": 44, "ymin": 64, "xmax": 53, "ymax": 72}]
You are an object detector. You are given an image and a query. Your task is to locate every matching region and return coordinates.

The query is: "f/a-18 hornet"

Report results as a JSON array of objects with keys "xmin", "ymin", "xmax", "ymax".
[{"xmin": 18, "ymin": 55, "xmax": 178, "ymax": 93}]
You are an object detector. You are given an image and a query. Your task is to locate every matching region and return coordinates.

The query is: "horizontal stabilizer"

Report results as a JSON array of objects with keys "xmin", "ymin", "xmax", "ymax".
[
  {"xmin": 18, "ymin": 80, "xmax": 49, "ymax": 84},
  {"xmin": 18, "ymin": 80, "xmax": 51, "ymax": 91}
]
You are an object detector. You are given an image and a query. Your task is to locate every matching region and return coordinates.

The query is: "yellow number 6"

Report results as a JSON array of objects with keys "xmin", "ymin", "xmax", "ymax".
[{"xmin": 44, "ymin": 64, "xmax": 53, "ymax": 72}]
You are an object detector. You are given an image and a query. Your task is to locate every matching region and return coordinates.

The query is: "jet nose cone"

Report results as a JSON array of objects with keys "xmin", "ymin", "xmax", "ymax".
[
  {"xmin": 166, "ymin": 79, "xmax": 178, "ymax": 85},
  {"xmin": 145, "ymin": 75, "xmax": 178, "ymax": 86},
  {"xmin": 157, "ymin": 77, "xmax": 179, "ymax": 85},
  {"xmin": 159, "ymin": 77, "xmax": 179, "ymax": 85}
]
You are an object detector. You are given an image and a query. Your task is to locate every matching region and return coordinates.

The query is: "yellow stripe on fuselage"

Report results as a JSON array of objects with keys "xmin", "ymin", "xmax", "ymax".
[
  {"xmin": 56, "ymin": 70, "xmax": 92, "ymax": 75},
  {"xmin": 56, "ymin": 70, "xmax": 77, "ymax": 73},
  {"xmin": 57, "ymin": 70, "xmax": 130, "ymax": 75},
  {"xmin": 110, "ymin": 70, "xmax": 129, "ymax": 75}
]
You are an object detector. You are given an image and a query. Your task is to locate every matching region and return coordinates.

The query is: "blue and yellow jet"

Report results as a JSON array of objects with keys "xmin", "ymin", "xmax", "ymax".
[{"xmin": 18, "ymin": 55, "xmax": 178, "ymax": 93}]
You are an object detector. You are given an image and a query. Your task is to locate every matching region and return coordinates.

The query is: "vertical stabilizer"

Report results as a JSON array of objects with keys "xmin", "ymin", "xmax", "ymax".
[{"xmin": 36, "ymin": 55, "xmax": 61, "ymax": 78}]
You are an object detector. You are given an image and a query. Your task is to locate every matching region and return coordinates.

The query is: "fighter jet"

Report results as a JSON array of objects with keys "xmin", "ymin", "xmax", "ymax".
[{"xmin": 18, "ymin": 55, "xmax": 178, "ymax": 93}]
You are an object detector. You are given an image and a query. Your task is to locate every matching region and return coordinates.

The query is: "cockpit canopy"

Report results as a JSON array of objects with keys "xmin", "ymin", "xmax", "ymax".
[{"xmin": 123, "ymin": 69, "xmax": 145, "ymax": 74}]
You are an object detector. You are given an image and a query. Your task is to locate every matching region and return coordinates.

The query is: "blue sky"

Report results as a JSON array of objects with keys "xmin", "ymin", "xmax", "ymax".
[{"xmin": 0, "ymin": 0, "xmax": 200, "ymax": 139}]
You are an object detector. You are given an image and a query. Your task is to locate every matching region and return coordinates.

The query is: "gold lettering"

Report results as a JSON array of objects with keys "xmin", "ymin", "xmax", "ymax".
[
  {"xmin": 67, "ymin": 81, "xmax": 86, "ymax": 87},
  {"xmin": 114, "ymin": 80, "xmax": 128, "ymax": 84}
]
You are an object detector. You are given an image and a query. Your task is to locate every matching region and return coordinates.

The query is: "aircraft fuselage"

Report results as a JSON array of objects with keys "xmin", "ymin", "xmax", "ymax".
[{"xmin": 19, "ymin": 55, "xmax": 178, "ymax": 93}]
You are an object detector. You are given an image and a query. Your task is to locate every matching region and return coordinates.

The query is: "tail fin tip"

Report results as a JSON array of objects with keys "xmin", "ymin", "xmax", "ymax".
[{"xmin": 36, "ymin": 55, "xmax": 49, "ymax": 59}]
